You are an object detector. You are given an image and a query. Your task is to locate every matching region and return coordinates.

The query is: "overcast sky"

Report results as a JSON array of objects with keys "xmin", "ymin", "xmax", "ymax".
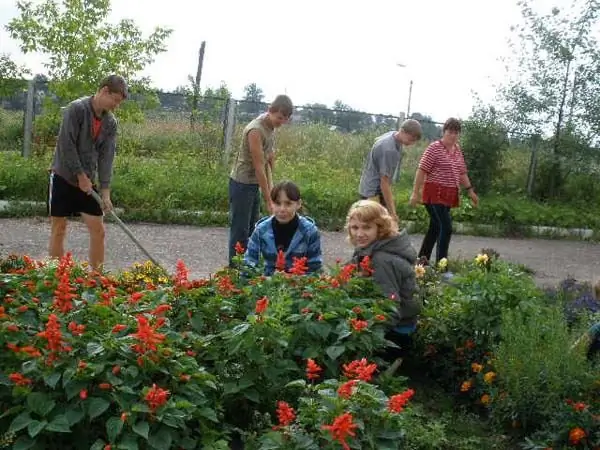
[{"xmin": 0, "ymin": 0, "xmax": 567, "ymax": 121}]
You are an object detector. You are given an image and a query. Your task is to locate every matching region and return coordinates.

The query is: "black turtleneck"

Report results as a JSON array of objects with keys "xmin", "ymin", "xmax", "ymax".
[{"xmin": 272, "ymin": 215, "xmax": 299, "ymax": 252}]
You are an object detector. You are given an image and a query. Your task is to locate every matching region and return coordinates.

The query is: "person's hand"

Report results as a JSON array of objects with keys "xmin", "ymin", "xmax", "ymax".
[
  {"xmin": 77, "ymin": 174, "xmax": 93, "ymax": 194},
  {"xmin": 409, "ymin": 192, "xmax": 420, "ymax": 207},
  {"xmin": 101, "ymin": 191, "xmax": 113, "ymax": 212},
  {"xmin": 468, "ymin": 189, "xmax": 479, "ymax": 207}
]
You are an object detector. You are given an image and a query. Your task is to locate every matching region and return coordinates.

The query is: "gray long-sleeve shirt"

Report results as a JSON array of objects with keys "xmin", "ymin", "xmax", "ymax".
[{"xmin": 51, "ymin": 96, "xmax": 117, "ymax": 189}]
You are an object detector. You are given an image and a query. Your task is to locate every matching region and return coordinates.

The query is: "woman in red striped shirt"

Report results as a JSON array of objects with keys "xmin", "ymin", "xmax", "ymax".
[{"xmin": 409, "ymin": 118, "xmax": 478, "ymax": 265}]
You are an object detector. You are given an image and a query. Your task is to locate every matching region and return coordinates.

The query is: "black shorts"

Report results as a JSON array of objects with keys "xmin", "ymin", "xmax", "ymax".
[{"xmin": 47, "ymin": 172, "xmax": 103, "ymax": 217}]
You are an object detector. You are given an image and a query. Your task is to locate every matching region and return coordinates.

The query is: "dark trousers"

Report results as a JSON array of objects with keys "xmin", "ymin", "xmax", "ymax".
[
  {"xmin": 418, "ymin": 204, "xmax": 452, "ymax": 264},
  {"xmin": 380, "ymin": 330, "xmax": 414, "ymax": 362},
  {"xmin": 228, "ymin": 178, "xmax": 260, "ymax": 265}
]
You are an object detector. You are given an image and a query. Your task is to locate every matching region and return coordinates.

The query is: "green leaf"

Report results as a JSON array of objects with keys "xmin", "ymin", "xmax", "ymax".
[
  {"xmin": 8, "ymin": 412, "xmax": 33, "ymax": 433},
  {"xmin": 132, "ymin": 421, "xmax": 149, "ymax": 440},
  {"xmin": 178, "ymin": 437, "xmax": 197, "ymax": 449},
  {"xmin": 62, "ymin": 367, "xmax": 75, "ymax": 387},
  {"xmin": 106, "ymin": 416, "xmax": 124, "ymax": 442},
  {"xmin": 190, "ymin": 314, "xmax": 203, "ymax": 332},
  {"xmin": 90, "ymin": 440, "xmax": 106, "ymax": 450},
  {"xmin": 12, "ymin": 435, "xmax": 35, "ymax": 450},
  {"xmin": 27, "ymin": 392, "xmax": 55, "ymax": 417},
  {"xmin": 45, "ymin": 414, "xmax": 70, "ymax": 433},
  {"xmin": 87, "ymin": 397, "xmax": 110, "ymax": 420},
  {"xmin": 27, "ymin": 420, "xmax": 47, "ymax": 438},
  {"xmin": 148, "ymin": 427, "xmax": 172, "ymax": 450},
  {"xmin": 65, "ymin": 407, "xmax": 85, "ymax": 426},
  {"xmin": 118, "ymin": 433, "xmax": 140, "ymax": 450},
  {"xmin": 285, "ymin": 379, "xmax": 307, "ymax": 389},
  {"xmin": 43, "ymin": 372, "xmax": 61, "ymax": 389},
  {"xmin": 325, "ymin": 344, "xmax": 346, "ymax": 361},
  {"xmin": 243, "ymin": 389, "xmax": 260, "ymax": 403},
  {"xmin": 87, "ymin": 342, "xmax": 105, "ymax": 357},
  {"xmin": 0, "ymin": 405, "xmax": 24, "ymax": 419},
  {"xmin": 198, "ymin": 407, "xmax": 219, "ymax": 423}
]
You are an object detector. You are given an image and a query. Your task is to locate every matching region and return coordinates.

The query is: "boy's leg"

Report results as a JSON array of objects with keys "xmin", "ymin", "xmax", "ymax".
[
  {"xmin": 47, "ymin": 172, "xmax": 72, "ymax": 260},
  {"xmin": 228, "ymin": 178, "xmax": 259, "ymax": 264},
  {"xmin": 81, "ymin": 214, "xmax": 105, "ymax": 270}
]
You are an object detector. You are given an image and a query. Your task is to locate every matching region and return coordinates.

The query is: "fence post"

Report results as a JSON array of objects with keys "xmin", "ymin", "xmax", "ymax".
[
  {"xmin": 22, "ymin": 79, "xmax": 35, "ymax": 158},
  {"xmin": 526, "ymin": 134, "xmax": 540, "ymax": 196},
  {"xmin": 222, "ymin": 97, "xmax": 237, "ymax": 166}
]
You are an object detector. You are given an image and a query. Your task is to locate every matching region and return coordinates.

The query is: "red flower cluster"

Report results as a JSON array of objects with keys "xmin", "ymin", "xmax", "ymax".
[
  {"xmin": 145, "ymin": 384, "xmax": 170, "ymax": 412},
  {"xmin": 130, "ymin": 315, "xmax": 166, "ymax": 355},
  {"xmin": 337, "ymin": 264, "xmax": 357, "ymax": 284},
  {"xmin": 255, "ymin": 296, "xmax": 269, "ymax": 314},
  {"xmin": 234, "ymin": 242, "xmax": 245, "ymax": 255},
  {"xmin": 342, "ymin": 358, "xmax": 377, "ymax": 382},
  {"xmin": 68, "ymin": 321, "xmax": 85, "ymax": 336},
  {"xmin": 388, "ymin": 389, "xmax": 415, "ymax": 413},
  {"xmin": 275, "ymin": 250, "xmax": 286, "ymax": 272},
  {"xmin": 359, "ymin": 256, "xmax": 374, "ymax": 275},
  {"xmin": 9, "ymin": 372, "xmax": 32, "ymax": 386},
  {"xmin": 52, "ymin": 254, "xmax": 78, "ymax": 313},
  {"xmin": 321, "ymin": 412, "xmax": 358, "ymax": 450},
  {"xmin": 350, "ymin": 318, "xmax": 368, "ymax": 332},
  {"xmin": 289, "ymin": 257, "xmax": 308, "ymax": 275},
  {"xmin": 37, "ymin": 313, "xmax": 70, "ymax": 364},
  {"xmin": 337, "ymin": 379, "xmax": 358, "ymax": 399},
  {"xmin": 272, "ymin": 401, "xmax": 296, "ymax": 429},
  {"xmin": 306, "ymin": 358, "xmax": 323, "ymax": 380},
  {"xmin": 174, "ymin": 259, "xmax": 190, "ymax": 292}
]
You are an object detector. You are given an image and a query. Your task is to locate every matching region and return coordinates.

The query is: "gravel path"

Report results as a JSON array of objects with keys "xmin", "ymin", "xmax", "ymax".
[{"xmin": 2, "ymin": 217, "xmax": 600, "ymax": 287}]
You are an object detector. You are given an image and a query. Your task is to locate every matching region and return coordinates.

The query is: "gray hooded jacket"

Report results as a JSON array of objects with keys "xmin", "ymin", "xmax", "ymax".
[{"xmin": 352, "ymin": 229, "xmax": 421, "ymax": 327}]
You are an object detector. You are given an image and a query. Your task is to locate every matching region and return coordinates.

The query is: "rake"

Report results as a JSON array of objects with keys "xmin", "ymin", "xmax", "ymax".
[{"xmin": 89, "ymin": 191, "xmax": 167, "ymax": 274}]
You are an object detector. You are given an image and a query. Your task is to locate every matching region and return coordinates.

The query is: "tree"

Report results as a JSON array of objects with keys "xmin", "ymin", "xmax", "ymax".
[
  {"xmin": 498, "ymin": 0, "xmax": 600, "ymax": 197},
  {"xmin": 302, "ymin": 103, "xmax": 336, "ymax": 126},
  {"xmin": 6, "ymin": 0, "xmax": 172, "ymax": 123},
  {"xmin": 409, "ymin": 112, "xmax": 442, "ymax": 141},
  {"xmin": 238, "ymin": 82, "xmax": 266, "ymax": 118},
  {"xmin": 0, "ymin": 53, "xmax": 30, "ymax": 98}
]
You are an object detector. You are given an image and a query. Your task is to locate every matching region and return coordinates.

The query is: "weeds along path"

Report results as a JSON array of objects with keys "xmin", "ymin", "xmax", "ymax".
[{"xmin": 1, "ymin": 217, "xmax": 599, "ymax": 287}]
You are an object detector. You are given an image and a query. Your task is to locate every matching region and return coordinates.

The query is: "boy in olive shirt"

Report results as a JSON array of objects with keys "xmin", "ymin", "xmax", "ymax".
[{"xmin": 228, "ymin": 95, "xmax": 293, "ymax": 265}]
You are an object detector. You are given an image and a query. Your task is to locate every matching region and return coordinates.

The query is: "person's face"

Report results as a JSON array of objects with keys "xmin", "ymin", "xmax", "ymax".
[
  {"xmin": 443, "ymin": 129, "xmax": 460, "ymax": 146},
  {"xmin": 273, "ymin": 190, "xmax": 301, "ymax": 223},
  {"xmin": 99, "ymin": 88, "xmax": 125, "ymax": 111},
  {"xmin": 398, "ymin": 130, "xmax": 418, "ymax": 146},
  {"xmin": 348, "ymin": 217, "xmax": 378, "ymax": 248},
  {"xmin": 268, "ymin": 110, "xmax": 291, "ymax": 128}
]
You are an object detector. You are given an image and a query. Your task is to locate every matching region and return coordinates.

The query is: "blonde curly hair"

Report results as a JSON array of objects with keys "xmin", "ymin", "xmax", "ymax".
[{"xmin": 345, "ymin": 200, "xmax": 399, "ymax": 246}]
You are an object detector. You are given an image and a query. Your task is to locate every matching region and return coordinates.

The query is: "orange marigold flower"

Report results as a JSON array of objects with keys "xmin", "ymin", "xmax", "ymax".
[
  {"xmin": 480, "ymin": 394, "xmax": 491, "ymax": 406},
  {"xmin": 0, "ymin": 306, "xmax": 8, "ymax": 319},
  {"xmin": 350, "ymin": 318, "xmax": 368, "ymax": 332},
  {"xmin": 306, "ymin": 358, "xmax": 323, "ymax": 380},
  {"xmin": 388, "ymin": 388, "xmax": 415, "ymax": 413},
  {"xmin": 321, "ymin": 412, "xmax": 358, "ymax": 450},
  {"xmin": 272, "ymin": 401, "xmax": 296, "ymax": 430},
  {"xmin": 145, "ymin": 384, "xmax": 170, "ymax": 412},
  {"xmin": 471, "ymin": 363, "xmax": 483, "ymax": 373},
  {"xmin": 460, "ymin": 380, "xmax": 472, "ymax": 392},
  {"xmin": 255, "ymin": 296, "xmax": 269, "ymax": 314},
  {"xmin": 483, "ymin": 371, "xmax": 496, "ymax": 384},
  {"xmin": 337, "ymin": 380, "xmax": 358, "ymax": 399},
  {"xmin": 568, "ymin": 427, "xmax": 586, "ymax": 445},
  {"xmin": 342, "ymin": 358, "xmax": 377, "ymax": 382}
]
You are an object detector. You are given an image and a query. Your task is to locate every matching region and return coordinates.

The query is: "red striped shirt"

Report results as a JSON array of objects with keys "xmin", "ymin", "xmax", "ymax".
[{"xmin": 418, "ymin": 140, "xmax": 467, "ymax": 207}]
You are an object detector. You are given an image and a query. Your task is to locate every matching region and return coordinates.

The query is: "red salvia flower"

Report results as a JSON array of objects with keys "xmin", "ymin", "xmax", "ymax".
[
  {"xmin": 145, "ymin": 384, "xmax": 170, "ymax": 412},
  {"xmin": 275, "ymin": 250, "xmax": 286, "ymax": 272},
  {"xmin": 112, "ymin": 324, "xmax": 127, "ymax": 333},
  {"xmin": 289, "ymin": 257, "xmax": 308, "ymax": 275},
  {"xmin": 342, "ymin": 358, "xmax": 378, "ymax": 382},
  {"xmin": 174, "ymin": 259, "xmax": 190, "ymax": 292},
  {"xmin": 337, "ymin": 380, "xmax": 358, "ymax": 399},
  {"xmin": 388, "ymin": 388, "xmax": 415, "ymax": 413},
  {"xmin": 337, "ymin": 264, "xmax": 357, "ymax": 283},
  {"xmin": 255, "ymin": 296, "xmax": 269, "ymax": 314},
  {"xmin": 272, "ymin": 401, "xmax": 296, "ymax": 430},
  {"xmin": 321, "ymin": 412, "xmax": 358, "ymax": 450},
  {"xmin": 350, "ymin": 318, "xmax": 368, "ymax": 332},
  {"xmin": 129, "ymin": 315, "xmax": 166, "ymax": 354},
  {"xmin": 129, "ymin": 292, "xmax": 144, "ymax": 304},
  {"xmin": 359, "ymin": 256, "xmax": 374, "ymax": 275},
  {"xmin": 234, "ymin": 242, "xmax": 245, "ymax": 255},
  {"xmin": 306, "ymin": 358, "xmax": 323, "ymax": 380},
  {"xmin": 37, "ymin": 313, "xmax": 68, "ymax": 358},
  {"xmin": 68, "ymin": 321, "xmax": 85, "ymax": 336},
  {"xmin": 52, "ymin": 268, "xmax": 77, "ymax": 313},
  {"xmin": 150, "ymin": 304, "xmax": 172, "ymax": 316},
  {"xmin": 9, "ymin": 373, "xmax": 32, "ymax": 386},
  {"xmin": 216, "ymin": 275, "xmax": 237, "ymax": 296}
]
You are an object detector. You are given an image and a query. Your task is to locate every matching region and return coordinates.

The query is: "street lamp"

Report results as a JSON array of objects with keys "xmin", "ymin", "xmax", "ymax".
[{"xmin": 396, "ymin": 63, "xmax": 413, "ymax": 119}]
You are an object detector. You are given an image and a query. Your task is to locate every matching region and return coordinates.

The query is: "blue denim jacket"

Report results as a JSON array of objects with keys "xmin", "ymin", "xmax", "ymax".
[{"xmin": 243, "ymin": 215, "xmax": 323, "ymax": 275}]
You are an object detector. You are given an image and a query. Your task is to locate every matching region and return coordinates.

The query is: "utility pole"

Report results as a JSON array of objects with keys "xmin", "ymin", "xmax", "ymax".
[
  {"xmin": 191, "ymin": 41, "xmax": 206, "ymax": 130},
  {"xmin": 406, "ymin": 80, "xmax": 413, "ymax": 119}
]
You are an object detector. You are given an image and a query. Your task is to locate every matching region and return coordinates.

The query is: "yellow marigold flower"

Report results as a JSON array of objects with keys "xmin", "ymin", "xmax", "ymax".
[
  {"xmin": 480, "ymin": 394, "xmax": 491, "ymax": 405},
  {"xmin": 475, "ymin": 254, "xmax": 489, "ymax": 265},
  {"xmin": 143, "ymin": 277, "xmax": 152, "ymax": 283},
  {"xmin": 158, "ymin": 277, "xmax": 168, "ymax": 284},
  {"xmin": 415, "ymin": 264, "xmax": 426, "ymax": 278},
  {"xmin": 438, "ymin": 258, "xmax": 448, "ymax": 270},
  {"xmin": 471, "ymin": 363, "xmax": 483, "ymax": 373},
  {"xmin": 460, "ymin": 380, "xmax": 472, "ymax": 392},
  {"xmin": 483, "ymin": 371, "xmax": 496, "ymax": 384}
]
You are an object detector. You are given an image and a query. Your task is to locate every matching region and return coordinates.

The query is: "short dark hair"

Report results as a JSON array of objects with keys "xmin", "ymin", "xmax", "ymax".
[
  {"xmin": 271, "ymin": 180, "xmax": 301, "ymax": 203},
  {"xmin": 99, "ymin": 74, "xmax": 128, "ymax": 99},
  {"xmin": 269, "ymin": 95, "xmax": 293, "ymax": 118},
  {"xmin": 443, "ymin": 117, "xmax": 461, "ymax": 133}
]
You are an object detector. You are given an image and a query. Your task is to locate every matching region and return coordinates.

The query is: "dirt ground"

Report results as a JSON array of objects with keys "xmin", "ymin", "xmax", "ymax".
[{"xmin": 2, "ymin": 217, "xmax": 600, "ymax": 287}]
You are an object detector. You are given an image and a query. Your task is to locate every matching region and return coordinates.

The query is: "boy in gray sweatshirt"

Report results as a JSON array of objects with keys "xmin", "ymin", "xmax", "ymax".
[{"xmin": 48, "ymin": 74, "xmax": 127, "ymax": 270}]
